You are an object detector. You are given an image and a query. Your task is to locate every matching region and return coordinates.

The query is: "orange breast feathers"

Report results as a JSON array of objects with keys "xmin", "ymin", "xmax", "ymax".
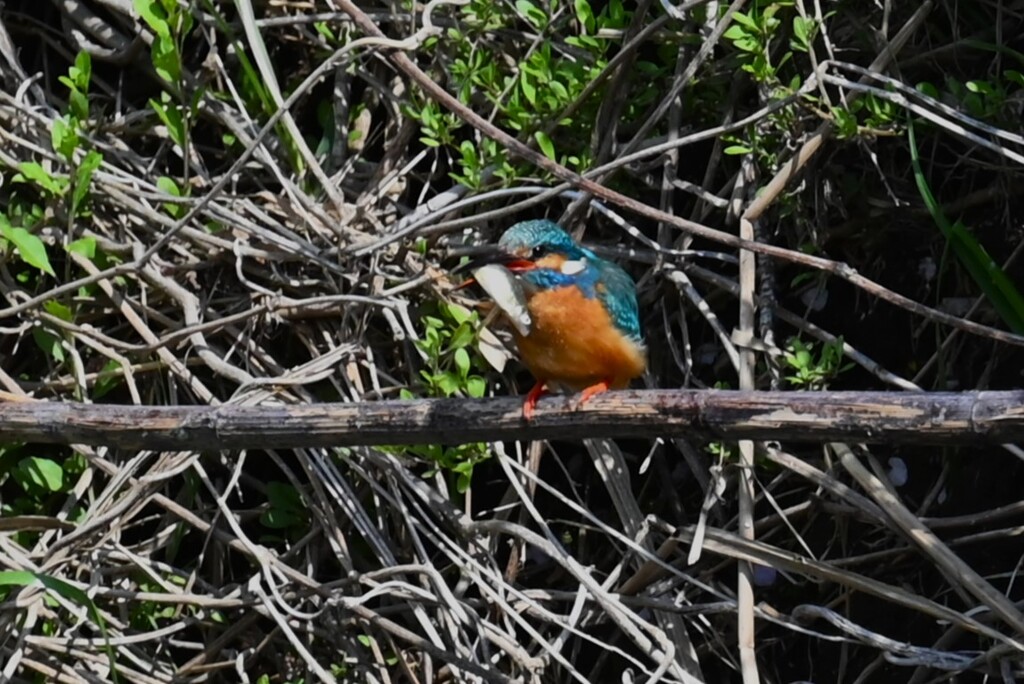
[{"xmin": 511, "ymin": 285, "xmax": 647, "ymax": 391}]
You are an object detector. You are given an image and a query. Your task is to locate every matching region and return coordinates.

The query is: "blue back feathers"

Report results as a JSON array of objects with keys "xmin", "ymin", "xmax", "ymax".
[{"xmin": 498, "ymin": 220, "xmax": 643, "ymax": 343}]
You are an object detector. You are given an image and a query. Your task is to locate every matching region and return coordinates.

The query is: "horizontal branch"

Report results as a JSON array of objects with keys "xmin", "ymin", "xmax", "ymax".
[{"xmin": 1, "ymin": 390, "xmax": 1021, "ymax": 450}]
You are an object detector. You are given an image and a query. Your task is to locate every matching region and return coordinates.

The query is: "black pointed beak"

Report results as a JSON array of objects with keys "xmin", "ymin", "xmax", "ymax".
[
  {"xmin": 453, "ymin": 246, "xmax": 537, "ymax": 290},
  {"xmin": 454, "ymin": 246, "xmax": 533, "ymax": 273}
]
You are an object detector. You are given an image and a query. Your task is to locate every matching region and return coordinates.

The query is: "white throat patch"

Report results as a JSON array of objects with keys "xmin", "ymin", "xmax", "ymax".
[{"xmin": 560, "ymin": 258, "xmax": 587, "ymax": 275}]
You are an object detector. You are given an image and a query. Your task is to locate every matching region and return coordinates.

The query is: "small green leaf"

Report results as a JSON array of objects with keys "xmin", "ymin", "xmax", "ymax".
[
  {"xmin": 520, "ymin": 74, "xmax": 537, "ymax": 106},
  {"xmin": 67, "ymin": 236, "xmax": 96, "ymax": 259},
  {"xmin": 445, "ymin": 302, "xmax": 472, "ymax": 325},
  {"xmin": 134, "ymin": 0, "xmax": 170, "ymax": 36},
  {"xmin": 32, "ymin": 328, "xmax": 65, "ymax": 363},
  {"xmin": 72, "ymin": 150, "xmax": 103, "ymax": 216},
  {"xmin": 534, "ymin": 130, "xmax": 556, "ymax": 160},
  {"xmin": 453, "ymin": 347, "xmax": 471, "ymax": 378},
  {"xmin": 466, "ymin": 376, "xmax": 486, "ymax": 398},
  {"xmin": 515, "ymin": 0, "xmax": 546, "ymax": 28},
  {"xmin": 15, "ymin": 161, "xmax": 67, "ymax": 197},
  {"xmin": 731, "ymin": 11, "xmax": 759, "ymax": 30},
  {"xmin": 156, "ymin": 176, "xmax": 185, "ymax": 218},
  {"xmin": 44, "ymin": 300, "xmax": 73, "ymax": 322},
  {"xmin": 15, "ymin": 457, "xmax": 64, "ymax": 492},
  {"xmin": 449, "ymin": 323, "xmax": 475, "ymax": 350},
  {"xmin": 68, "ymin": 88, "xmax": 89, "ymax": 121},
  {"xmin": 574, "ymin": 0, "xmax": 595, "ymax": 34},
  {"xmin": 0, "ymin": 224, "xmax": 55, "ymax": 276},
  {"xmin": 52, "ymin": 116, "xmax": 79, "ymax": 160},
  {"xmin": 149, "ymin": 96, "xmax": 185, "ymax": 147},
  {"xmin": 723, "ymin": 144, "xmax": 752, "ymax": 155},
  {"xmin": 73, "ymin": 51, "xmax": 92, "ymax": 92},
  {"xmin": 435, "ymin": 372, "xmax": 461, "ymax": 397}
]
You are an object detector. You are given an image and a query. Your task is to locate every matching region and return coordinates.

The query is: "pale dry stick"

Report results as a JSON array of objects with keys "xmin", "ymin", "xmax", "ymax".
[
  {"xmin": 584, "ymin": 439, "xmax": 704, "ymax": 678},
  {"xmin": 665, "ymin": 269, "xmax": 741, "ymax": 373},
  {"xmin": 741, "ymin": 1, "xmax": 933, "ymax": 224},
  {"xmin": 834, "ymin": 443, "xmax": 1024, "ymax": 640},
  {"xmin": 140, "ymin": 257, "xmax": 255, "ymax": 386},
  {"xmin": 791, "ymin": 605, "xmax": 976, "ymax": 669},
  {"xmin": 736, "ymin": 189, "xmax": 760, "ymax": 684},
  {"xmin": 62, "ymin": 332, "xmax": 142, "ymax": 403},
  {"xmin": 333, "ymin": 0, "xmax": 1024, "ymax": 350},
  {"xmin": 499, "ymin": 453, "xmax": 734, "ymax": 605},
  {"xmin": 761, "ymin": 446, "xmax": 886, "ymax": 523},
  {"xmin": 67, "ymin": 252, "xmax": 216, "ymax": 403}
]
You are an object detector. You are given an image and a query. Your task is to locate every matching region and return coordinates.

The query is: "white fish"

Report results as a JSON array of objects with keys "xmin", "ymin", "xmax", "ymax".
[{"xmin": 471, "ymin": 264, "xmax": 532, "ymax": 337}]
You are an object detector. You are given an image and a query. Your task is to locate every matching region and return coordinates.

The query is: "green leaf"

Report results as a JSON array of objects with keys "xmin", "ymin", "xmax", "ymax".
[
  {"xmin": 574, "ymin": 0, "xmax": 595, "ymax": 34},
  {"xmin": 93, "ymin": 359, "xmax": 123, "ymax": 399},
  {"xmin": 731, "ymin": 11, "xmax": 759, "ymax": 31},
  {"xmin": 515, "ymin": 0, "xmax": 546, "ymax": 29},
  {"xmin": 72, "ymin": 150, "xmax": 103, "ymax": 216},
  {"xmin": 151, "ymin": 35, "xmax": 181, "ymax": 85},
  {"xmin": 149, "ymin": 97, "xmax": 185, "ymax": 147},
  {"xmin": 15, "ymin": 457, "xmax": 64, "ymax": 492},
  {"xmin": 724, "ymin": 25, "xmax": 760, "ymax": 52},
  {"xmin": 44, "ymin": 300, "xmax": 73, "ymax": 322},
  {"xmin": 73, "ymin": 51, "xmax": 92, "ymax": 92},
  {"xmin": 156, "ymin": 176, "xmax": 185, "ymax": 218},
  {"xmin": 15, "ymin": 161, "xmax": 67, "ymax": 197},
  {"xmin": 534, "ymin": 130, "xmax": 556, "ymax": 160},
  {"xmin": 449, "ymin": 323, "xmax": 475, "ymax": 351},
  {"xmin": 453, "ymin": 347, "xmax": 471, "ymax": 378},
  {"xmin": 445, "ymin": 302, "xmax": 472, "ymax": 325},
  {"xmin": 723, "ymin": 144, "xmax": 752, "ymax": 155},
  {"xmin": 68, "ymin": 89, "xmax": 89, "ymax": 121},
  {"xmin": 0, "ymin": 224, "xmax": 55, "ymax": 276},
  {"xmin": 520, "ymin": 74, "xmax": 537, "ymax": 106},
  {"xmin": 32, "ymin": 328, "xmax": 65, "ymax": 363},
  {"xmin": 67, "ymin": 236, "xmax": 97, "ymax": 259},
  {"xmin": 435, "ymin": 372, "xmax": 461, "ymax": 397},
  {"xmin": 51, "ymin": 116, "xmax": 79, "ymax": 161},
  {"xmin": 791, "ymin": 16, "xmax": 814, "ymax": 51},
  {"xmin": 466, "ymin": 376, "xmax": 486, "ymax": 398},
  {"xmin": 134, "ymin": 0, "xmax": 170, "ymax": 36},
  {"xmin": 258, "ymin": 481, "xmax": 305, "ymax": 528},
  {"xmin": 915, "ymin": 81, "xmax": 940, "ymax": 98}
]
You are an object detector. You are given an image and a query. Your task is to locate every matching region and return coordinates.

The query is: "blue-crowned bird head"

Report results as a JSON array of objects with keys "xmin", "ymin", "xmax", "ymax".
[{"xmin": 497, "ymin": 220, "xmax": 588, "ymax": 263}]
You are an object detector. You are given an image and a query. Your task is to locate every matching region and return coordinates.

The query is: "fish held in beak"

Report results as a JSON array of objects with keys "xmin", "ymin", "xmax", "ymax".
[{"xmin": 470, "ymin": 263, "xmax": 532, "ymax": 337}]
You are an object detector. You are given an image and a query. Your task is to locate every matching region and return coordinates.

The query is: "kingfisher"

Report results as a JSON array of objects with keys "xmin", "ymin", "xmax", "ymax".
[{"xmin": 467, "ymin": 220, "xmax": 646, "ymax": 419}]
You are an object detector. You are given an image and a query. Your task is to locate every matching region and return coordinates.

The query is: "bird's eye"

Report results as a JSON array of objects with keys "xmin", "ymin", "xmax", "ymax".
[{"xmin": 530, "ymin": 245, "xmax": 546, "ymax": 260}]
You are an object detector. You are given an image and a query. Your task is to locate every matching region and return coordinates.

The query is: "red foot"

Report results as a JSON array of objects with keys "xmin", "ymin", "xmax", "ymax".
[
  {"xmin": 522, "ymin": 381, "xmax": 548, "ymax": 420},
  {"xmin": 576, "ymin": 379, "xmax": 612, "ymax": 408}
]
